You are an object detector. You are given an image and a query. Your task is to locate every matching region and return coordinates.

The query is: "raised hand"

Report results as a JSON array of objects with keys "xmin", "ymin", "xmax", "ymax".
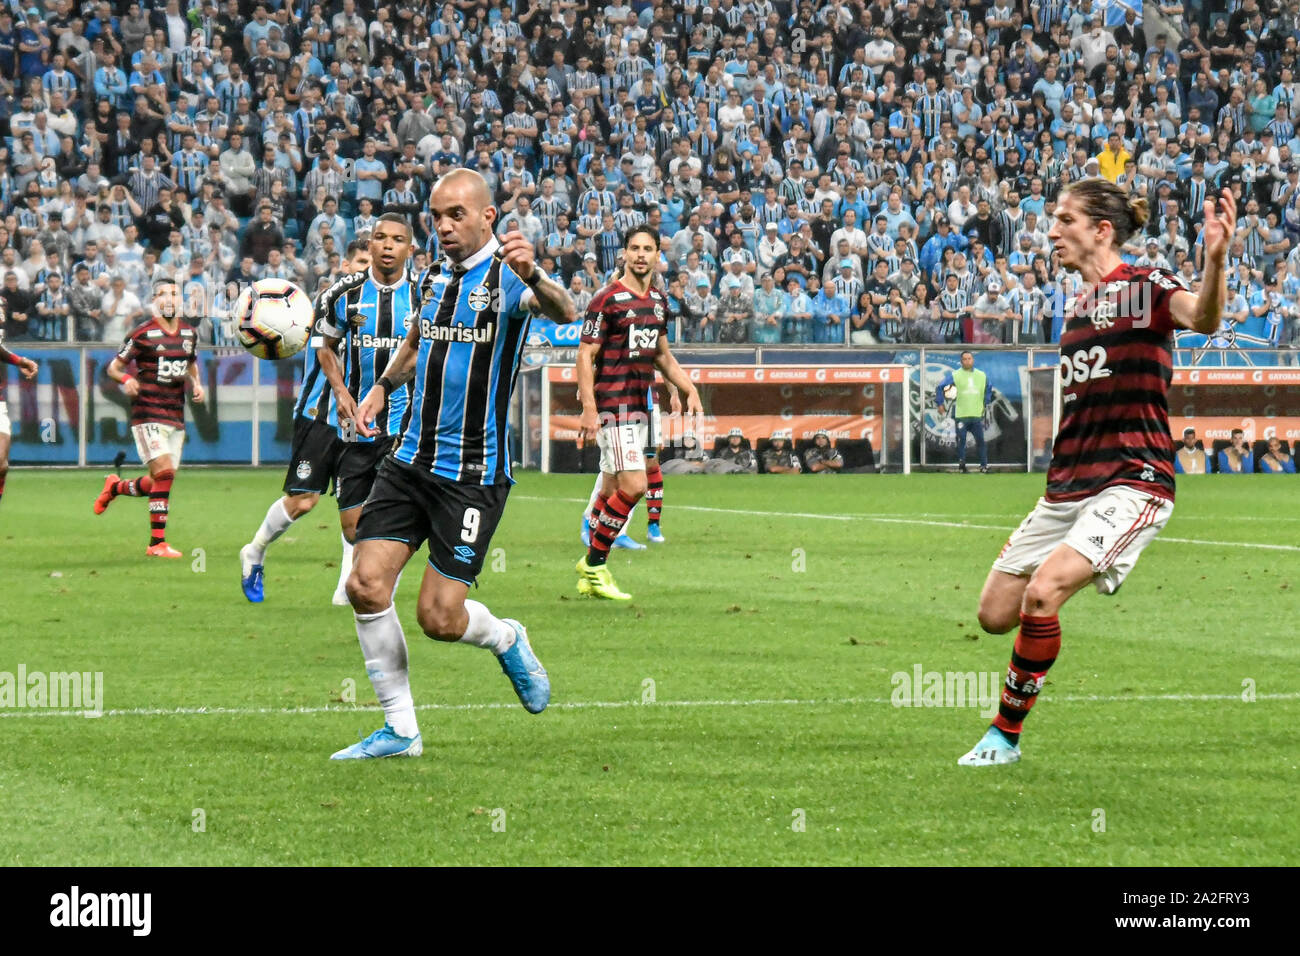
[
  {"xmin": 498, "ymin": 230, "xmax": 538, "ymax": 282},
  {"xmin": 1201, "ymin": 188, "xmax": 1238, "ymax": 268}
]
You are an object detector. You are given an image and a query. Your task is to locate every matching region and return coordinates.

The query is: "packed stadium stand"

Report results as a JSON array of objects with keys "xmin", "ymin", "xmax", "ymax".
[{"xmin": 0, "ymin": 0, "xmax": 1293, "ymax": 351}]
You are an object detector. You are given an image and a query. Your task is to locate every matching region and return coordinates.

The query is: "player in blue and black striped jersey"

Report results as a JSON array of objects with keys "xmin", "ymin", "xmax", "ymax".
[
  {"xmin": 312, "ymin": 215, "xmax": 418, "ymax": 604},
  {"xmin": 239, "ymin": 241, "xmax": 371, "ymax": 604},
  {"xmin": 329, "ymin": 169, "xmax": 577, "ymax": 761}
]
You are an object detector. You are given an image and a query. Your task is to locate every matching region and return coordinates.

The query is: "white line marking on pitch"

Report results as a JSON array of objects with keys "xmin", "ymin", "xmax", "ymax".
[
  {"xmin": 3, "ymin": 692, "xmax": 1297, "ymax": 721},
  {"xmin": 516, "ymin": 497, "xmax": 1300, "ymax": 551}
]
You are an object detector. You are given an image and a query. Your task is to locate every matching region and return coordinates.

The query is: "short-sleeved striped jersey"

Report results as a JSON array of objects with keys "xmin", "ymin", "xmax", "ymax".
[
  {"xmin": 581, "ymin": 280, "xmax": 668, "ymax": 421},
  {"xmin": 295, "ymin": 283, "xmax": 347, "ymax": 427},
  {"xmin": 1048, "ymin": 264, "xmax": 1186, "ymax": 503},
  {"xmin": 116, "ymin": 317, "xmax": 198, "ymax": 427},
  {"xmin": 394, "ymin": 237, "xmax": 536, "ymax": 485},
  {"xmin": 316, "ymin": 270, "xmax": 417, "ymax": 443}
]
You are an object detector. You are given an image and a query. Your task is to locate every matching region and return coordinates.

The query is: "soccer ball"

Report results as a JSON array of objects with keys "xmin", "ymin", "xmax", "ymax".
[
  {"xmin": 943, "ymin": 384, "xmax": 958, "ymax": 402},
  {"xmin": 234, "ymin": 279, "xmax": 314, "ymax": 360}
]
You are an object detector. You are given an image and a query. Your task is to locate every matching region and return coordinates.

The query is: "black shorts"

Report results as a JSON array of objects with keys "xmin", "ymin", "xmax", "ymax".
[
  {"xmin": 356, "ymin": 458, "xmax": 510, "ymax": 585},
  {"xmin": 336, "ymin": 438, "xmax": 395, "ymax": 511},
  {"xmin": 282, "ymin": 417, "xmax": 343, "ymax": 496}
]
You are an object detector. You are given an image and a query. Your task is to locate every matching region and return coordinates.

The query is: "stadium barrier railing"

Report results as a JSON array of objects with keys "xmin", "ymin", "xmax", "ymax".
[{"xmin": 5, "ymin": 345, "xmax": 1298, "ymax": 472}]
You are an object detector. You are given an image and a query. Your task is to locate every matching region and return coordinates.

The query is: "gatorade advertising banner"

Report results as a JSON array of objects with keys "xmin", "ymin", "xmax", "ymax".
[
  {"xmin": 546, "ymin": 365, "xmax": 906, "ymax": 449},
  {"xmin": 1167, "ymin": 374, "xmax": 1300, "ymax": 444}
]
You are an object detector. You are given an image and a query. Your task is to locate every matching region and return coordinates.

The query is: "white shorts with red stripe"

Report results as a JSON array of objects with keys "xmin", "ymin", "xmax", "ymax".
[
  {"xmin": 132, "ymin": 422, "xmax": 185, "ymax": 467},
  {"xmin": 992, "ymin": 484, "xmax": 1173, "ymax": 595},
  {"xmin": 596, "ymin": 421, "xmax": 648, "ymax": 475}
]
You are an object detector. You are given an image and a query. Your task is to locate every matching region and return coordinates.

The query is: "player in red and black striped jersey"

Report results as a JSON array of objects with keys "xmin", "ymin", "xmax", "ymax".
[
  {"xmin": 0, "ymin": 330, "xmax": 39, "ymax": 509},
  {"xmin": 575, "ymin": 226, "xmax": 701, "ymax": 600},
  {"xmin": 958, "ymin": 179, "xmax": 1237, "ymax": 767},
  {"xmin": 1045, "ymin": 262, "xmax": 1187, "ymax": 502},
  {"xmin": 93, "ymin": 279, "xmax": 205, "ymax": 558}
]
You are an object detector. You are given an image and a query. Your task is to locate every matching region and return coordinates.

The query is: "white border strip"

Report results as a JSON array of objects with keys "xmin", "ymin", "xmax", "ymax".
[
  {"xmin": 517, "ymin": 496, "xmax": 1300, "ymax": 551},
  {"xmin": 4, "ymin": 692, "xmax": 1297, "ymax": 721}
]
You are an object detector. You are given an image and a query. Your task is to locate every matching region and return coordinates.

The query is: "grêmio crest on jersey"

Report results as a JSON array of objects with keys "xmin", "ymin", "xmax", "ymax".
[{"xmin": 418, "ymin": 266, "xmax": 498, "ymax": 344}]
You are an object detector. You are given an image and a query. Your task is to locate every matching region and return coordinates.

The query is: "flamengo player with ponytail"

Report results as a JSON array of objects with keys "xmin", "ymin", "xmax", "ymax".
[
  {"xmin": 958, "ymin": 179, "xmax": 1237, "ymax": 767},
  {"xmin": 0, "ymin": 337, "xmax": 39, "ymax": 509}
]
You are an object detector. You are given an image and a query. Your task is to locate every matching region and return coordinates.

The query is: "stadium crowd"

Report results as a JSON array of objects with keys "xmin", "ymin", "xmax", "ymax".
[{"xmin": 0, "ymin": 0, "xmax": 1298, "ymax": 349}]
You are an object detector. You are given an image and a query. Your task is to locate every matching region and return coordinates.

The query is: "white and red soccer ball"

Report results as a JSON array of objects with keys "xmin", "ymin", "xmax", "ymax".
[{"xmin": 234, "ymin": 279, "xmax": 313, "ymax": 360}]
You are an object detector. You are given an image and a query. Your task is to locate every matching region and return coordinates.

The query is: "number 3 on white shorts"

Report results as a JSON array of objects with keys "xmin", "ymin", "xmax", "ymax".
[{"xmin": 460, "ymin": 507, "xmax": 481, "ymax": 544}]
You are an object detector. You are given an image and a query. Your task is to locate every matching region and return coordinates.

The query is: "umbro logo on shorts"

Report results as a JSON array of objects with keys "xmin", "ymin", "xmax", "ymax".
[{"xmin": 452, "ymin": 545, "xmax": 475, "ymax": 564}]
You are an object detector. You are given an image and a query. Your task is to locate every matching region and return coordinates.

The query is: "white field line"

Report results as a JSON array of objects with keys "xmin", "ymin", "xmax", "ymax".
[
  {"xmin": 516, "ymin": 497, "xmax": 1300, "ymax": 551},
  {"xmin": 2, "ymin": 691, "xmax": 1297, "ymax": 721}
]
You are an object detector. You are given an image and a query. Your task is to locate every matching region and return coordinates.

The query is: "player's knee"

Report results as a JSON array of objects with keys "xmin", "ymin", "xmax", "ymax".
[
  {"xmin": 417, "ymin": 601, "xmax": 462, "ymax": 642},
  {"xmin": 977, "ymin": 603, "xmax": 1018, "ymax": 635},
  {"xmin": 619, "ymin": 473, "xmax": 647, "ymax": 499},
  {"xmin": 346, "ymin": 566, "xmax": 389, "ymax": 613},
  {"xmin": 285, "ymin": 494, "xmax": 317, "ymax": 518},
  {"xmin": 1022, "ymin": 577, "xmax": 1066, "ymax": 616}
]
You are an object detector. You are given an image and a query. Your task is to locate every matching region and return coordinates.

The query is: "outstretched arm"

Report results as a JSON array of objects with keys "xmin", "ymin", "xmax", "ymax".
[
  {"xmin": 0, "ymin": 343, "xmax": 37, "ymax": 379},
  {"xmin": 1171, "ymin": 189, "xmax": 1237, "ymax": 334}
]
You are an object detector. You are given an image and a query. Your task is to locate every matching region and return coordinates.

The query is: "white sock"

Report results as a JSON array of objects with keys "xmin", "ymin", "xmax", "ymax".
[
  {"xmin": 584, "ymin": 472, "xmax": 603, "ymax": 521},
  {"xmin": 249, "ymin": 499, "xmax": 294, "ymax": 561},
  {"xmin": 458, "ymin": 599, "xmax": 516, "ymax": 656},
  {"xmin": 336, "ymin": 535, "xmax": 354, "ymax": 594},
  {"xmin": 354, "ymin": 605, "xmax": 418, "ymax": 738}
]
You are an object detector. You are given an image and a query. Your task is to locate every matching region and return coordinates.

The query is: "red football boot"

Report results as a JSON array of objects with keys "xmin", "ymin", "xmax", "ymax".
[{"xmin": 93, "ymin": 475, "xmax": 120, "ymax": 515}]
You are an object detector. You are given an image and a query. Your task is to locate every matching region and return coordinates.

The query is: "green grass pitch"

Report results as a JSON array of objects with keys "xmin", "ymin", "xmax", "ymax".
[{"xmin": 1, "ymin": 470, "xmax": 1296, "ymax": 866}]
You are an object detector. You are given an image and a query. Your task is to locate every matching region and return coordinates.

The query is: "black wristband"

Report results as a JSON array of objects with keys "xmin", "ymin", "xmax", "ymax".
[
  {"xmin": 378, "ymin": 375, "xmax": 396, "ymax": 397},
  {"xmin": 524, "ymin": 269, "xmax": 544, "ymax": 287}
]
